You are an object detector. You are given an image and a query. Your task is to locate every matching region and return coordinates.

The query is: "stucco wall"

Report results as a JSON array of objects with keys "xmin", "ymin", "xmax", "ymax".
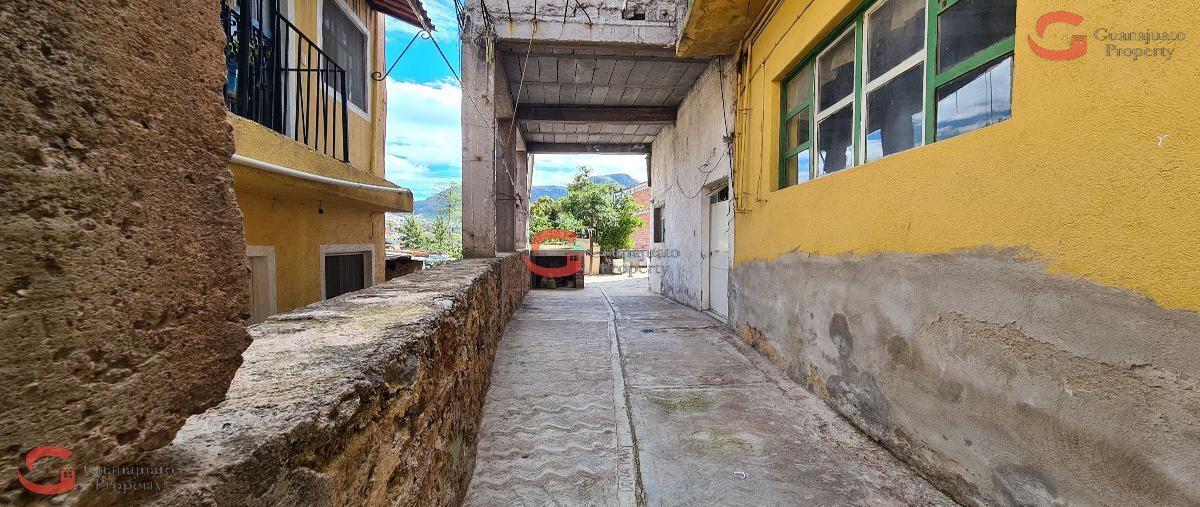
[
  {"xmin": 121, "ymin": 256, "xmax": 530, "ymax": 506},
  {"xmin": 731, "ymin": 0, "xmax": 1200, "ymax": 504},
  {"xmin": 285, "ymin": 0, "xmax": 388, "ymax": 175},
  {"xmin": 648, "ymin": 59, "xmax": 735, "ymax": 310},
  {"xmin": 0, "ymin": 0, "xmax": 251, "ymax": 502},
  {"xmin": 237, "ymin": 189, "xmax": 386, "ymax": 313}
]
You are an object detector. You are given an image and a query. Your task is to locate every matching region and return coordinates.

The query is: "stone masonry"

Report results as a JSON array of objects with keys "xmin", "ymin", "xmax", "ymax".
[
  {"xmin": 0, "ymin": 1, "xmax": 250, "ymax": 503},
  {"xmin": 120, "ymin": 256, "xmax": 529, "ymax": 506}
]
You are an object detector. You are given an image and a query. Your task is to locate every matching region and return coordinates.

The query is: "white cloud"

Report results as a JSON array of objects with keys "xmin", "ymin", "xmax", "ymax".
[
  {"xmin": 532, "ymin": 154, "xmax": 648, "ymax": 187},
  {"xmin": 385, "ymin": 0, "xmax": 460, "ymax": 39},
  {"xmin": 384, "ymin": 78, "xmax": 462, "ymax": 199}
]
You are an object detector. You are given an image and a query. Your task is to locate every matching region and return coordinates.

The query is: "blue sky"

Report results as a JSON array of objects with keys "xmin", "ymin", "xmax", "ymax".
[{"xmin": 381, "ymin": 1, "xmax": 647, "ymax": 200}]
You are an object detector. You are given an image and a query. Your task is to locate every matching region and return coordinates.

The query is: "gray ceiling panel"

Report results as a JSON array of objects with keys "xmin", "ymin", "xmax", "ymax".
[{"xmin": 499, "ymin": 42, "xmax": 712, "ymax": 151}]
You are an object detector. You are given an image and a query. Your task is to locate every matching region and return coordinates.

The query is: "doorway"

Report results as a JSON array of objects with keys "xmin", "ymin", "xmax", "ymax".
[
  {"xmin": 707, "ymin": 185, "xmax": 731, "ymax": 318},
  {"xmin": 246, "ymin": 245, "xmax": 277, "ymax": 325}
]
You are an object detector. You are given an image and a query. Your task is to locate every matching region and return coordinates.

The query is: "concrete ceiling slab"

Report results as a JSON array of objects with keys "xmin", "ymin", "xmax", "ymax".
[{"xmin": 498, "ymin": 42, "xmax": 712, "ymax": 153}]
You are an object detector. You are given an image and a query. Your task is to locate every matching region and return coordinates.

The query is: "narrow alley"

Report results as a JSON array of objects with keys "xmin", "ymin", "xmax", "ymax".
[{"xmin": 465, "ymin": 276, "xmax": 953, "ymax": 505}]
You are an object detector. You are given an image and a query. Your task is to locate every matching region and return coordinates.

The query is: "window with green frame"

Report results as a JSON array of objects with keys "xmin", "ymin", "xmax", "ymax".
[{"xmin": 779, "ymin": 0, "xmax": 1016, "ymax": 189}]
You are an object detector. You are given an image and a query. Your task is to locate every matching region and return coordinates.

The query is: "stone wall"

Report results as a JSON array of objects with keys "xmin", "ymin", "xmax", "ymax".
[
  {"xmin": 648, "ymin": 59, "xmax": 734, "ymax": 310},
  {"xmin": 122, "ymin": 256, "xmax": 529, "ymax": 506},
  {"xmin": 0, "ymin": 1, "xmax": 250, "ymax": 502},
  {"xmin": 731, "ymin": 250, "xmax": 1200, "ymax": 506}
]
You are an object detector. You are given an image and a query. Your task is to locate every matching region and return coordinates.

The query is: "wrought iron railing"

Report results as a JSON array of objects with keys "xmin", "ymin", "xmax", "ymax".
[{"xmin": 221, "ymin": 0, "xmax": 350, "ymax": 162}]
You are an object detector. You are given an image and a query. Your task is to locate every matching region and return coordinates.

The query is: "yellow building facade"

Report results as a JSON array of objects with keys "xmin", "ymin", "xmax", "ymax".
[
  {"xmin": 222, "ymin": 0, "xmax": 425, "ymax": 320},
  {"xmin": 681, "ymin": 0, "xmax": 1200, "ymax": 503}
]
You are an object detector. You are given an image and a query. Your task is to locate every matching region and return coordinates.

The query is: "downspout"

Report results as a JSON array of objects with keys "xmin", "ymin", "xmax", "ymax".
[{"xmin": 231, "ymin": 154, "xmax": 411, "ymax": 193}]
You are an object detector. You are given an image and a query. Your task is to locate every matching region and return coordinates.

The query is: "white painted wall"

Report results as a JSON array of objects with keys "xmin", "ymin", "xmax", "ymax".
[{"xmin": 648, "ymin": 59, "xmax": 735, "ymax": 310}]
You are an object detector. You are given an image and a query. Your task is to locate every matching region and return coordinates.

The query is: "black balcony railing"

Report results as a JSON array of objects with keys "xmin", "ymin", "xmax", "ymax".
[{"xmin": 222, "ymin": 0, "xmax": 350, "ymax": 162}]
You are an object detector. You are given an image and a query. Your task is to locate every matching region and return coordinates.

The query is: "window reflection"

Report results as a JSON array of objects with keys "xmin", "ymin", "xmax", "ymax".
[
  {"xmin": 937, "ymin": 0, "xmax": 1016, "ymax": 73},
  {"xmin": 818, "ymin": 32, "xmax": 856, "ymax": 111},
  {"xmin": 786, "ymin": 66, "xmax": 813, "ymax": 111},
  {"xmin": 786, "ymin": 107, "xmax": 810, "ymax": 152},
  {"xmin": 818, "ymin": 106, "xmax": 854, "ymax": 174},
  {"xmin": 784, "ymin": 151, "xmax": 812, "ymax": 186},
  {"xmin": 935, "ymin": 55, "xmax": 1013, "ymax": 141},
  {"xmin": 866, "ymin": 65, "xmax": 924, "ymax": 161},
  {"xmin": 867, "ymin": 0, "xmax": 925, "ymax": 80}
]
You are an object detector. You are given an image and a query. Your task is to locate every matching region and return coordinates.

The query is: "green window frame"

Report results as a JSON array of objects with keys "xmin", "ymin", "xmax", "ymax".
[
  {"xmin": 779, "ymin": 63, "xmax": 814, "ymax": 187},
  {"xmin": 778, "ymin": 0, "xmax": 1016, "ymax": 190}
]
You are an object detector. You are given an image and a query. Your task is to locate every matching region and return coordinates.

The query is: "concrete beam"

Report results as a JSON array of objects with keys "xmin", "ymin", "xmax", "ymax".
[
  {"xmin": 527, "ymin": 142, "xmax": 651, "ymax": 154},
  {"xmin": 517, "ymin": 105, "xmax": 676, "ymax": 125}
]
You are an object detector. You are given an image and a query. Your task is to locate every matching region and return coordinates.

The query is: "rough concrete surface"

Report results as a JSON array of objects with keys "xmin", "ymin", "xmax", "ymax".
[
  {"xmin": 649, "ymin": 59, "xmax": 734, "ymax": 310},
  {"xmin": 481, "ymin": 0, "xmax": 684, "ymax": 46},
  {"xmin": 466, "ymin": 275, "xmax": 952, "ymax": 505},
  {"xmin": 116, "ymin": 256, "xmax": 529, "ymax": 506},
  {"xmin": 0, "ymin": 1, "xmax": 249, "ymax": 503},
  {"xmin": 731, "ymin": 250, "xmax": 1200, "ymax": 506}
]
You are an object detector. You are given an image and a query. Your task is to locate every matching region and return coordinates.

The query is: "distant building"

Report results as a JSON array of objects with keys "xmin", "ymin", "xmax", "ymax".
[{"xmin": 616, "ymin": 182, "xmax": 651, "ymax": 251}]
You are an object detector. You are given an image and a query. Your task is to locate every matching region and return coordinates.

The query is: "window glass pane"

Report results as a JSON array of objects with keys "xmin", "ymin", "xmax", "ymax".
[
  {"xmin": 817, "ymin": 106, "xmax": 854, "ymax": 174},
  {"xmin": 783, "ymin": 150, "xmax": 813, "ymax": 187},
  {"xmin": 937, "ymin": 0, "xmax": 1016, "ymax": 73},
  {"xmin": 322, "ymin": 0, "xmax": 367, "ymax": 110},
  {"xmin": 817, "ymin": 32, "xmax": 855, "ymax": 111},
  {"xmin": 785, "ymin": 107, "xmax": 810, "ymax": 152},
  {"xmin": 935, "ymin": 55, "xmax": 1012, "ymax": 141},
  {"xmin": 786, "ymin": 65, "xmax": 813, "ymax": 111},
  {"xmin": 865, "ymin": 64, "xmax": 924, "ymax": 162},
  {"xmin": 867, "ymin": 0, "xmax": 925, "ymax": 81}
]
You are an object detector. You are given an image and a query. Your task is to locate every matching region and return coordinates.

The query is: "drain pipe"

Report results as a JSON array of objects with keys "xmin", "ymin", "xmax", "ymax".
[{"xmin": 231, "ymin": 154, "xmax": 410, "ymax": 193}]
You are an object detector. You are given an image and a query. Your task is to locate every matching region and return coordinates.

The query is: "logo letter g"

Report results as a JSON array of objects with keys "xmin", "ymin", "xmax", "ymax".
[{"xmin": 1028, "ymin": 11, "xmax": 1087, "ymax": 61}]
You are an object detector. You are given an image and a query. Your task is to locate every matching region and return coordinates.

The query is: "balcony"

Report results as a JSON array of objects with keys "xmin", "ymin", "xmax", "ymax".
[{"xmin": 221, "ymin": 0, "xmax": 350, "ymax": 162}]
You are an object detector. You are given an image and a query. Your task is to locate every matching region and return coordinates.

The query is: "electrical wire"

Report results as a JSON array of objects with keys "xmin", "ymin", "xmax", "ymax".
[
  {"xmin": 400, "ymin": 0, "xmax": 491, "ymax": 124},
  {"xmin": 372, "ymin": 30, "xmax": 429, "ymax": 81}
]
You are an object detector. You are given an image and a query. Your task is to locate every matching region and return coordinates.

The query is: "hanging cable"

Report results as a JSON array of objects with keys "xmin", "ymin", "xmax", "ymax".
[
  {"xmin": 372, "ymin": 30, "xmax": 429, "ymax": 81},
  {"xmin": 399, "ymin": 0, "xmax": 491, "ymax": 124}
]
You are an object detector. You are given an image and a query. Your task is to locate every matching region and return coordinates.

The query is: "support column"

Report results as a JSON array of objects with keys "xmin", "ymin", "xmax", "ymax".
[
  {"xmin": 513, "ymin": 148, "xmax": 530, "ymax": 250},
  {"xmin": 496, "ymin": 119, "xmax": 517, "ymax": 253},
  {"xmin": 460, "ymin": 10, "xmax": 497, "ymax": 258}
]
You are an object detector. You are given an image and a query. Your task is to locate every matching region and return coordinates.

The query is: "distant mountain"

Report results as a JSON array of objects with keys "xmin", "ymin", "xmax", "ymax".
[
  {"xmin": 594, "ymin": 173, "xmax": 640, "ymax": 188},
  {"xmin": 530, "ymin": 185, "xmax": 568, "ymax": 201},
  {"xmin": 530, "ymin": 173, "xmax": 642, "ymax": 202},
  {"xmin": 410, "ymin": 173, "xmax": 642, "ymax": 218},
  {"xmin": 413, "ymin": 187, "xmax": 454, "ymax": 218}
]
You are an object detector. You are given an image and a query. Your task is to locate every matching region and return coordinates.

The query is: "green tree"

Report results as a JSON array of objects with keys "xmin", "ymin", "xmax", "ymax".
[
  {"xmin": 429, "ymin": 214, "xmax": 461, "ymax": 258},
  {"xmin": 398, "ymin": 216, "xmax": 428, "ymax": 249},
  {"xmin": 535, "ymin": 167, "xmax": 643, "ymax": 252},
  {"xmin": 432, "ymin": 182, "xmax": 463, "ymax": 257},
  {"xmin": 530, "ymin": 196, "xmax": 583, "ymax": 238},
  {"xmin": 441, "ymin": 181, "xmax": 463, "ymax": 227}
]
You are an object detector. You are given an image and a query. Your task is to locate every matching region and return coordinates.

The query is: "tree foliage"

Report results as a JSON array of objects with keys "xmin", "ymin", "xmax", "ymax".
[
  {"xmin": 529, "ymin": 167, "xmax": 643, "ymax": 251},
  {"xmin": 390, "ymin": 182, "xmax": 463, "ymax": 259}
]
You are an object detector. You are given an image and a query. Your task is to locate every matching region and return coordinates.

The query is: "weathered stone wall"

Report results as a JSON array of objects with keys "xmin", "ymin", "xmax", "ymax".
[
  {"xmin": 0, "ymin": 1, "xmax": 250, "ymax": 502},
  {"xmin": 648, "ymin": 59, "xmax": 734, "ymax": 310},
  {"xmin": 123, "ymin": 256, "xmax": 529, "ymax": 506},
  {"xmin": 731, "ymin": 250, "xmax": 1200, "ymax": 506}
]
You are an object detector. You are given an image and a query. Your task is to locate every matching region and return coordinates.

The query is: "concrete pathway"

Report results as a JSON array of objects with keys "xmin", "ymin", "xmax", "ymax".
[{"xmin": 464, "ymin": 275, "xmax": 954, "ymax": 506}]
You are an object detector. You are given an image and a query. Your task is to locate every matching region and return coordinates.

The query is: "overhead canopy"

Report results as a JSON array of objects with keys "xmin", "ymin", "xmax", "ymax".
[
  {"xmin": 499, "ymin": 42, "xmax": 711, "ymax": 155},
  {"xmin": 369, "ymin": 0, "xmax": 435, "ymax": 31}
]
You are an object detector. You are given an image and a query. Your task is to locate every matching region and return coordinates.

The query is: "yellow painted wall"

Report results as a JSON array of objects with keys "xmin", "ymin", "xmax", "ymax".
[
  {"xmin": 230, "ymin": 0, "xmax": 400, "ymax": 314},
  {"xmin": 734, "ymin": 0, "xmax": 1200, "ymax": 311},
  {"xmin": 286, "ymin": 0, "xmax": 388, "ymax": 176},
  {"xmin": 239, "ymin": 189, "xmax": 386, "ymax": 313}
]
